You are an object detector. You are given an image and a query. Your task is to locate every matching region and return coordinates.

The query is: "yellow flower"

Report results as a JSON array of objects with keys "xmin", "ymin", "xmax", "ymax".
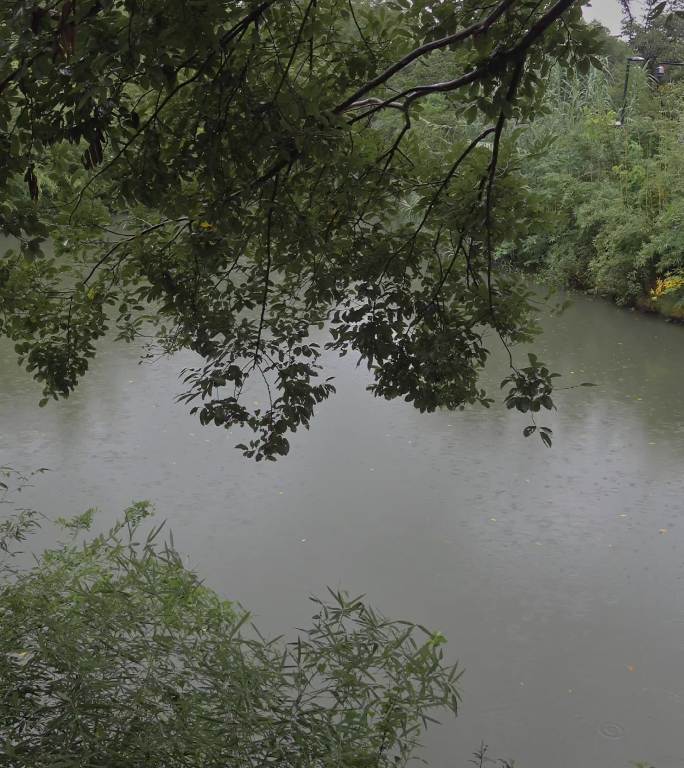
[{"xmin": 199, "ymin": 221, "xmax": 214, "ymax": 231}]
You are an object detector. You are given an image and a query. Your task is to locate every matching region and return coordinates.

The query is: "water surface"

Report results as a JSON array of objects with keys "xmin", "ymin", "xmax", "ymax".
[{"xmin": 1, "ymin": 294, "xmax": 683, "ymax": 768}]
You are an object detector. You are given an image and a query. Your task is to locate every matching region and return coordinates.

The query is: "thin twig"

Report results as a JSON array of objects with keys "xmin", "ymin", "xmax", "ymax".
[{"xmin": 253, "ymin": 175, "xmax": 280, "ymax": 367}]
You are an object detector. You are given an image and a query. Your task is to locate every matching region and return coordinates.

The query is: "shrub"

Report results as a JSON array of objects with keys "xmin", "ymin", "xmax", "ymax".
[{"xmin": 0, "ymin": 502, "xmax": 460, "ymax": 768}]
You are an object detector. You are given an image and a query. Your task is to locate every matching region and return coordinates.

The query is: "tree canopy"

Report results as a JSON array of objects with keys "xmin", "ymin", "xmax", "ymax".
[
  {"xmin": 624, "ymin": 0, "xmax": 684, "ymax": 61},
  {"xmin": 0, "ymin": 0, "xmax": 603, "ymax": 458}
]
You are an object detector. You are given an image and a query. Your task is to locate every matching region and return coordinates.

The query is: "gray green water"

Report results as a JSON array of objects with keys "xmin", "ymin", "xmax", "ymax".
[{"xmin": 1, "ymin": 293, "xmax": 684, "ymax": 768}]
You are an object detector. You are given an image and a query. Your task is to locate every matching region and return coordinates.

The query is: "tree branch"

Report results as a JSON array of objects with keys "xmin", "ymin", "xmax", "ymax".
[
  {"xmin": 81, "ymin": 218, "xmax": 189, "ymax": 286},
  {"xmin": 219, "ymin": 0, "xmax": 281, "ymax": 48},
  {"xmin": 484, "ymin": 55, "xmax": 526, "ymax": 309},
  {"xmin": 345, "ymin": 0, "xmax": 579, "ymax": 120},
  {"xmin": 253, "ymin": 175, "xmax": 280, "ymax": 368},
  {"xmin": 378, "ymin": 125, "xmax": 496, "ymax": 281},
  {"xmin": 334, "ymin": 0, "xmax": 517, "ymax": 113}
]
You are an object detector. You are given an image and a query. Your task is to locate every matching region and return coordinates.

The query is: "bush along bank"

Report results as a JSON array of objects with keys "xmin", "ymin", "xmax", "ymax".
[{"xmin": 507, "ymin": 59, "xmax": 684, "ymax": 321}]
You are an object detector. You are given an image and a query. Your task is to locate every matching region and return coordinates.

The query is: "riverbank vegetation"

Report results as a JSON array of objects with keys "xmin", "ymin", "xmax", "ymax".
[{"xmin": 505, "ymin": 8, "xmax": 684, "ymax": 319}]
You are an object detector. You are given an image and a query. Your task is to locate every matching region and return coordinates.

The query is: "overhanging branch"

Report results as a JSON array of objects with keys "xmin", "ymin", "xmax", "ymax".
[
  {"xmin": 334, "ymin": 0, "xmax": 517, "ymax": 113},
  {"xmin": 343, "ymin": 0, "xmax": 580, "ymax": 120}
]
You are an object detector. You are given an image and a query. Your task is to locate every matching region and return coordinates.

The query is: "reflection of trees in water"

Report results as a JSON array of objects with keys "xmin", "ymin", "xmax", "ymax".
[
  {"xmin": 400, "ymin": 291, "xmax": 684, "ymax": 455},
  {"xmin": 525, "ymin": 294, "xmax": 684, "ymax": 438},
  {"xmin": 3, "ymin": 289, "xmax": 684, "ymax": 492}
]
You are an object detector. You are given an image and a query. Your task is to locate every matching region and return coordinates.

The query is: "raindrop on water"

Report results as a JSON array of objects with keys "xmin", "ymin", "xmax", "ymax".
[{"xmin": 598, "ymin": 722, "xmax": 625, "ymax": 739}]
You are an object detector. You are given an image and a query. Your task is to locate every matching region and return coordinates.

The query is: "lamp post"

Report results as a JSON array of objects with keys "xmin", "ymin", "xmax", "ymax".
[{"xmin": 617, "ymin": 56, "xmax": 646, "ymax": 127}]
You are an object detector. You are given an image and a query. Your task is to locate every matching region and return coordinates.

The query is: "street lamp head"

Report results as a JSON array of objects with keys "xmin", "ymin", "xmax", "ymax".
[{"xmin": 628, "ymin": 56, "xmax": 646, "ymax": 62}]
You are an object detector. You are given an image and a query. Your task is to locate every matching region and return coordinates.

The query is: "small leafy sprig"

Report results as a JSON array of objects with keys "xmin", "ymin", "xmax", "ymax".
[{"xmin": 501, "ymin": 353, "xmax": 558, "ymax": 447}]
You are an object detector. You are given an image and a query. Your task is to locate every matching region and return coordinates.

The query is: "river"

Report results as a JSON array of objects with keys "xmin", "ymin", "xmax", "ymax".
[{"xmin": 1, "ymin": 293, "xmax": 683, "ymax": 768}]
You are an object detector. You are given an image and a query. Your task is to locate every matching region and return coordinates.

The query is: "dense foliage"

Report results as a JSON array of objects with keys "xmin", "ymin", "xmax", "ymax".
[
  {"xmin": 0, "ymin": 496, "xmax": 461, "ymax": 767},
  {"xmin": 624, "ymin": 0, "xmax": 684, "ymax": 66},
  {"xmin": 0, "ymin": 0, "xmax": 603, "ymax": 458},
  {"xmin": 506, "ymin": 10, "xmax": 684, "ymax": 318}
]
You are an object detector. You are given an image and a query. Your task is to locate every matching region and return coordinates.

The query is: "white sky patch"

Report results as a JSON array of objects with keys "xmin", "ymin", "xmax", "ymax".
[{"xmin": 583, "ymin": 0, "xmax": 645, "ymax": 34}]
